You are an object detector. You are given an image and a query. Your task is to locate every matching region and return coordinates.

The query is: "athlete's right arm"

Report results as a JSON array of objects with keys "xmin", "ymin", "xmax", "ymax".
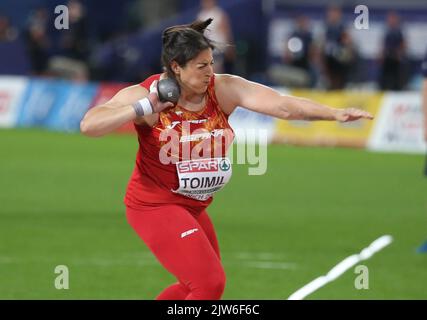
[
  {"xmin": 80, "ymin": 82, "xmax": 173, "ymax": 137},
  {"xmin": 80, "ymin": 84, "xmax": 148, "ymax": 137}
]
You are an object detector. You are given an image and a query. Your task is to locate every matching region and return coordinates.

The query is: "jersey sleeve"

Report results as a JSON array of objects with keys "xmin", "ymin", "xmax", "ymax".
[{"xmin": 139, "ymin": 74, "xmax": 161, "ymax": 90}]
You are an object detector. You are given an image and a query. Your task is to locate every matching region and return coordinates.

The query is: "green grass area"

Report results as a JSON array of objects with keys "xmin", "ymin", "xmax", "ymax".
[{"xmin": 0, "ymin": 128, "xmax": 426, "ymax": 299}]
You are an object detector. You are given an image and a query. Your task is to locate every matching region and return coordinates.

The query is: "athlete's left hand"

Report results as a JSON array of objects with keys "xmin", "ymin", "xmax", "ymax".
[
  {"xmin": 335, "ymin": 108, "xmax": 374, "ymax": 122},
  {"xmin": 147, "ymin": 80, "xmax": 175, "ymax": 113}
]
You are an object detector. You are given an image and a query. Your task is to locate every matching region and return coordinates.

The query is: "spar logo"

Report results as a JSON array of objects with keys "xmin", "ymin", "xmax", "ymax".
[
  {"xmin": 219, "ymin": 159, "xmax": 231, "ymax": 171},
  {"xmin": 177, "ymin": 159, "xmax": 219, "ymax": 174}
]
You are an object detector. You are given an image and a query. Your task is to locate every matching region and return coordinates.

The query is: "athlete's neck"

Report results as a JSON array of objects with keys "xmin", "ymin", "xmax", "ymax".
[{"xmin": 178, "ymin": 89, "xmax": 206, "ymax": 112}]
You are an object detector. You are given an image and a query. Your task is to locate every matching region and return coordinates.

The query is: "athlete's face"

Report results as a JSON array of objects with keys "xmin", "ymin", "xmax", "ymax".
[{"xmin": 174, "ymin": 48, "xmax": 214, "ymax": 95}]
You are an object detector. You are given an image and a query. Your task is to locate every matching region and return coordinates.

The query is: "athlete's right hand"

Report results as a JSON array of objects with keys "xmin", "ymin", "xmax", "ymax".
[{"xmin": 147, "ymin": 80, "xmax": 175, "ymax": 113}]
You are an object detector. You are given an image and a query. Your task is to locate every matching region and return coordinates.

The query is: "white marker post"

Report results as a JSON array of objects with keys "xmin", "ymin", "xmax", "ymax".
[{"xmin": 288, "ymin": 235, "xmax": 393, "ymax": 300}]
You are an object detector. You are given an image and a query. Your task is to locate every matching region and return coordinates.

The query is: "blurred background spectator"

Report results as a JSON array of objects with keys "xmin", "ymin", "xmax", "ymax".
[
  {"xmin": 378, "ymin": 11, "xmax": 407, "ymax": 91},
  {"xmin": 267, "ymin": 14, "xmax": 318, "ymax": 88},
  {"xmin": 197, "ymin": 0, "xmax": 235, "ymax": 73},
  {"xmin": 47, "ymin": 0, "xmax": 89, "ymax": 81},
  {"xmin": 322, "ymin": 5, "xmax": 357, "ymax": 90},
  {"xmin": 283, "ymin": 15, "xmax": 317, "ymax": 87},
  {"xmin": 0, "ymin": 15, "xmax": 18, "ymax": 42},
  {"xmin": 0, "ymin": 0, "xmax": 426, "ymax": 90},
  {"xmin": 24, "ymin": 7, "xmax": 51, "ymax": 76},
  {"xmin": 58, "ymin": 0, "xmax": 89, "ymax": 61}
]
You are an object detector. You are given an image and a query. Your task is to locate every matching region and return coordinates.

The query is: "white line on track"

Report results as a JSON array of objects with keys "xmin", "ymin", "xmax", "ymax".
[
  {"xmin": 288, "ymin": 235, "xmax": 393, "ymax": 300},
  {"xmin": 225, "ymin": 259, "xmax": 296, "ymax": 270},
  {"xmin": 0, "ymin": 251, "xmax": 297, "ymax": 270}
]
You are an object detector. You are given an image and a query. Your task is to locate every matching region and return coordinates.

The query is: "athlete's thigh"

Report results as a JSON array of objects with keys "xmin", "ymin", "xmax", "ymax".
[
  {"xmin": 126, "ymin": 205, "xmax": 223, "ymax": 281},
  {"xmin": 196, "ymin": 210, "xmax": 221, "ymax": 259}
]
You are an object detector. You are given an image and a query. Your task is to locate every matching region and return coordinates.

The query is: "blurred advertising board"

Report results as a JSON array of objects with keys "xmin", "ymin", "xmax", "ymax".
[
  {"xmin": 0, "ymin": 76, "xmax": 27, "ymax": 128},
  {"xmin": 16, "ymin": 79, "xmax": 98, "ymax": 132},
  {"xmin": 273, "ymin": 90, "xmax": 383, "ymax": 148},
  {"xmin": 368, "ymin": 92, "xmax": 426, "ymax": 154}
]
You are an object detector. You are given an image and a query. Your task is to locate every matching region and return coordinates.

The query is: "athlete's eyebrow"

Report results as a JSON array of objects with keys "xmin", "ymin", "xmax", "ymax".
[{"xmin": 197, "ymin": 59, "xmax": 214, "ymax": 65}]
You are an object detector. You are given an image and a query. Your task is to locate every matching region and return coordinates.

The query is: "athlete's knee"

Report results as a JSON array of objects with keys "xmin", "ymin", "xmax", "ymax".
[{"xmin": 194, "ymin": 268, "xmax": 226, "ymax": 299}]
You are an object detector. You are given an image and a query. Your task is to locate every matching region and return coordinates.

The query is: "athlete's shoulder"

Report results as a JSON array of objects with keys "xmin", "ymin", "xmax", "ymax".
[
  {"xmin": 139, "ymin": 74, "xmax": 161, "ymax": 90},
  {"xmin": 213, "ymin": 74, "xmax": 230, "ymax": 91},
  {"xmin": 214, "ymin": 73, "xmax": 244, "ymax": 85},
  {"xmin": 213, "ymin": 74, "xmax": 247, "ymax": 97},
  {"xmin": 211, "ymin": 74, "xmax": 243, "ymax": 115}
]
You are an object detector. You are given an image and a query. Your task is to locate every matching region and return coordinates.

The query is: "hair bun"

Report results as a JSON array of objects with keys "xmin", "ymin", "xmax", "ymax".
[
  {"xmin": 190, "ymin": 18, "xmax": 213, "ymax": 33},
  {"xmin": 162, "ymin": 18, "xmax": 213, "ymax": 44}
]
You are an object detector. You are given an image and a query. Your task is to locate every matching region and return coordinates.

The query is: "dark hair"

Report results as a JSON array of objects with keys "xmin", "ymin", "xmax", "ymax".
[{"xmin": 161, "ymin": 19, "xmax": 215, "ymax": 78}]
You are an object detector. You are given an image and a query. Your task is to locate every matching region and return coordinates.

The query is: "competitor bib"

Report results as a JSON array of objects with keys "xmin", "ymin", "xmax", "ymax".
[{"xmin": 172, "ymin": 157, "xmax": 232, "ymax": 201}]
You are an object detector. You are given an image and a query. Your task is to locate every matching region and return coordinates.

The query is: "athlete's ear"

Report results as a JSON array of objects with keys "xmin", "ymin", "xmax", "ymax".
[{"xmin": 170, "ymin": 61, "xmax": 180, "ymax": 76}]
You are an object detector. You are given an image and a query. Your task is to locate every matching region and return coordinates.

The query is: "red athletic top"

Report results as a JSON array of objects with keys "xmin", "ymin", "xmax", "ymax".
[{"xmin": 124, "ymin": 74, "xmax": 234, "ymax": 215}]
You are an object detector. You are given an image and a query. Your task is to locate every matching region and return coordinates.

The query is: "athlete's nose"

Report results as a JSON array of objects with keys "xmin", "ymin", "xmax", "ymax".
[{"xmin": 207, "ymin": 64, "xmax": 214, "ymax": 76}]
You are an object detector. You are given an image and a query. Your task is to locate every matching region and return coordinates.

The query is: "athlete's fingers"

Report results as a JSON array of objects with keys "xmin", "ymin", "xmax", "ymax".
[
  {"xmin": 147, "ymin": 92, "xmax": 174, "ymax": 113},
  {"xmin": 337, "ymin": 108, "xmax": 374, "ymax": 122},
  {"xmin": 363, "ymin": 112, "xmax": 374, "ymax": 119},
  {"xmin": 163, "ymin": 102, "xmax": 175, "ymax": 109}
]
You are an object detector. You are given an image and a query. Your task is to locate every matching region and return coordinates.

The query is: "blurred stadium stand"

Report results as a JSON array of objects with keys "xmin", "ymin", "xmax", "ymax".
[
  {"xmin": 0, "ymin": 0, "xmax": 426, "ymax": 89},
  {"xmin": 268, "ymin": 0, "xmax": 427, "ymax": 90}
]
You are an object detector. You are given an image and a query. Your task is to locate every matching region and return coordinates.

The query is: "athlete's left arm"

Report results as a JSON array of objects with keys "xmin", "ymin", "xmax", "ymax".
[{"xmin": 216, "ymin": 74, "xmax": 373, "ymax": 122}]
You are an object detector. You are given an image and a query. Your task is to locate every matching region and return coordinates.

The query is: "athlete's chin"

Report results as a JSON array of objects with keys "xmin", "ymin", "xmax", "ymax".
[{"xmin": 195, "ymin": 86, "xmax": 208, "ymax": 94}]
